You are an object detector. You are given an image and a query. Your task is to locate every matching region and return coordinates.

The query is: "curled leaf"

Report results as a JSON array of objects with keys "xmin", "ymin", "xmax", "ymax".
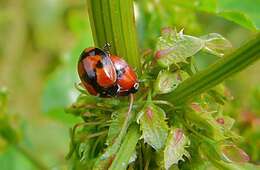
[
  {"xmin": 137, "ymin": 103, "xmax": 169, "ymax": 151},
  {"xmin": 164, "ymin": 128, "xmax": 190, "ymax": 170}
]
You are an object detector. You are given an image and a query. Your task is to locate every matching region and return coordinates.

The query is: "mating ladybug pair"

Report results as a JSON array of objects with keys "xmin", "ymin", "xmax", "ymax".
[{"xmin": 78, "ymin": 44, "xmax": 139, "ymax": 97}]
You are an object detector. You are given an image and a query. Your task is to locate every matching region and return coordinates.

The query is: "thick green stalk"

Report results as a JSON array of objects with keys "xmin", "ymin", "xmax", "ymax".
[
  {"xmin": 86, "ymin": 1, "xmax": 141, "ymax": 169},
  {"xmin": 161, "ymin": 33, "xmax": 260, "ymax": 104},
  {"xmin": 86, "ymin": 0, "xmax": 141, "ymax": 72}
]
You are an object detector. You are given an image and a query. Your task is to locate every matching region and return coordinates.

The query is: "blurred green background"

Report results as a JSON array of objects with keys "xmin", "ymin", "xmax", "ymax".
[{"xmin": 0, "ymin": 0, "xmax": 259, "ymax": 169}]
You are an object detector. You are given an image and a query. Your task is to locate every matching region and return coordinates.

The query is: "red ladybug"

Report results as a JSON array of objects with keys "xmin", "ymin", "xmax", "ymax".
[
  {"xmin": 78, "ymin": 47, "xmax": 119, "ymax": 97},
  {"xmin": 78, "ymin": 47, "xmax": 139, "ymax": 97},
  {"xmin": 110, "ymin": 55, "xmax": 139, "ymax": 96}
]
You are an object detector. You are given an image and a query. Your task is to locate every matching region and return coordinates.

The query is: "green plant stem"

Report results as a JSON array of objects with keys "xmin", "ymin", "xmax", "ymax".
[
  {"xmin": 161, "ymin": 33, "xmax": 260, "ymax": 104},
  {"xmin": 86, "ymin": 1, "xmax": 141, "ymax": 169},
  {"xmin": 15, "ymin": 144, "xmax": 48, "ymax": 170},
  {"xmin": 86, "ymin": 0, "xmax": 141, "ymax": 72}
]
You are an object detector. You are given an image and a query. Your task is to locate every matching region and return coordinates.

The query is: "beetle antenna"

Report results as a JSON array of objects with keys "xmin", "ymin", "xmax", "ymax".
[{"xmin": 103, "ymin": 43, "xmax": 111, "ymax": 54}]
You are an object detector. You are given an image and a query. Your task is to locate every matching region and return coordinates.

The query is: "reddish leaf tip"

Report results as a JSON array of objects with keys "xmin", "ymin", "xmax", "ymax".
[
  {"xmin": 161, "ymin": 27, "xmax": 173, "ymax": 35},
  {"xmin": 216, "ymin": 118, "xmax": 225, "ymax": 125},
  {"xmin": 191, "ymin": 103, "xmax": 202, "ymax": 112},
  {"xmin": 174, "ymin": 129, "xmax": 183, "ymax": 145},
  {"xmin": 146, "ymin": 107, "xmax": 153, "ymax": 119}
]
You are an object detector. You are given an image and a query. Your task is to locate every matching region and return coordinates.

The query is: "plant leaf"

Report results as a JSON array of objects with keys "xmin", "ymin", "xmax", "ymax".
[
  {"xmin": 217, "ymin": 0, "xmax": 260, "ymax": 30},
  {"xmin": 109, "ymin": 124, "xmax": 140, "ymax": 170},
  {"xmin": 173, "ymin": 0, "xmax": 260, "ymax": 30},
  {"xmin": 137, "ymin": 103, "xmax": 169, "ymax": 151},
  {"xmin": 106, "ymin": 108, "xmax": 130, "ymax": 146},
  {"xmin": 164, "ymin": 128, "xmax": 190, "ymax": 170},
  {"xmin": 93, "ymin": 107, "xmax": 134, "ymax": 169},
  {"xmin": 154, "ymin": 70, "xmax": 181, "ymax": 94},
  {"xmin": 216, "ymin": 116, "xmax": 235, "ymax": 130},
  {"xmin": 221, "ymin": 144, "xmax": 250, "ymax": 163},
  {"xmin": 186, "ymin": 108, "xmax": 225, "ymax": 140},
  {"xmin": 155, "ymin": 28, "xmax": 204, "ymax": 67},
  {"xmin": 160, "ymin": 33, "xmax": 260, "ymax": 104},
  {"xmin": 218, "ymin": 11, "xmax": 256, "ymax": 30},
  {"xmin": 200, "ymin": 33, "xmax": 232, "ymax": 57}
]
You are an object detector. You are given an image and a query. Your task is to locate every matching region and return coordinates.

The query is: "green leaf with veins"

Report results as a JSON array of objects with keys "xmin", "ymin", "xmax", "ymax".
[
  {"xmin": 155, "ymin": 28, "xmax": 232, "ymax": 68},
  {"xmin": 93, "ymin": 107, "xmax": 135, "ymax": 169},
  {"xmin": 155, "ymin": 29, "xmax": 204, "ymax": 67},
  {"xmin": 137, "ymin": 103, "xmax": 169, "ymax": 151},
  {"xmin": 164, "ymin": 128, "xmax": 190, "ymax": 170},
  {"xmin": 221, "ymin": 144, "xmax": 250, "ymax": 163},
  {"xmin": 154, "ymin": 70, "xmax": 181, "ymax": 95},
  {"xmin": 109, "ymin": 124, "xmax": 140, "ymax": 170},
  {"xmin": 200, "ymin": 33, "xmax": 232, "ymax": 57}
]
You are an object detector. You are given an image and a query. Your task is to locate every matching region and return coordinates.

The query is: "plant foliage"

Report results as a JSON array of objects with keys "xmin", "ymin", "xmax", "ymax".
[{"xmin": 66, "ymin": 26, "xmax": 260, "ymax": 169}]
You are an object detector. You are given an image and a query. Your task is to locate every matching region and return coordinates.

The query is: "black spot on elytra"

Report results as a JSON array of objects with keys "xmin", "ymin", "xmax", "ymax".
[
  {"xmin": 116, "ymin": 68, "xmax": 126, "ymax": 78},
  {"xmin": 96, "ymin": 60, "xmax": 103, "ymax": 68}
]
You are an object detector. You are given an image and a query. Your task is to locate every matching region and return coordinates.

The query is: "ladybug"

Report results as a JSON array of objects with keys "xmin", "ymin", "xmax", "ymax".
[
  {"xmin": 78, "ymin": 46, "xmax": 139, "ymax": 97},
  {"xmin": 78, "ymin": 47, "xmax": 119, "ymax": 97},
  {"xmin": 110, "ymin": 55, "xmax": 139, "ymax": 96}
]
